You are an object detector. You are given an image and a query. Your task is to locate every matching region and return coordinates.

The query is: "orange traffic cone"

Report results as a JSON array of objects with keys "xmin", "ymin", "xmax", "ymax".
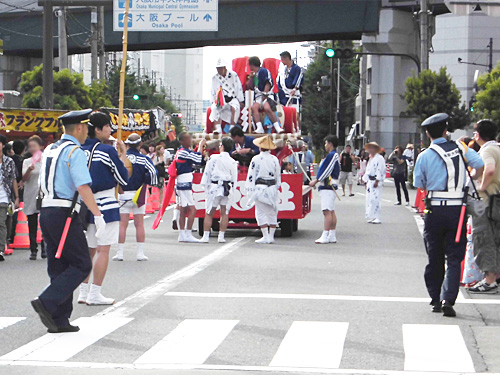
[
  {"xmin": 310, "ymin": 164, "xmax": 315, "ymax": 178},
  {"xmin": 4, "ymin": 244, "xmax": 12, "ymax": 255},
  {"xmin": 129, "ymin": 212, "xmax": 134, "ymax": 220},
  {"xmin": 386, "ymin": 164, "xmax": 391, "ymax": 178},
  {"xmin": 9, "ymin": 203, "xmax": 30, "ymax": 249},
  {"xmin": 151, "ymin": 187, "xmax": 160, "ymax": 211},
  {"xmin": 414, "ymin": 188, "xmax": 427, "ymax": 214}
]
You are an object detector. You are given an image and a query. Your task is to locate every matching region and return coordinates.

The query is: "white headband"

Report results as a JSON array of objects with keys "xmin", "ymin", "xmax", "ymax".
[{"xmin": 124, "ymin": 137, "xmax": 141, "ymax": 145}]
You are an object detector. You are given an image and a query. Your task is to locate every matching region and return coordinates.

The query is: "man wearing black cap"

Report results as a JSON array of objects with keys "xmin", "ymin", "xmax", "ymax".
[
  {"xmin": 32, "ymin": 109, "xmax": 106, "ymax": 333},
  {"xmin": 414, "ymin": 113, "xmax": 484, "ymax": 317}
]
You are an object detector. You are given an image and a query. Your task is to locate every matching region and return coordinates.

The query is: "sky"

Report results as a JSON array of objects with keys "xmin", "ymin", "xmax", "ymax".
[{"xmin": 201, "ymin": 42, "xmax": 312, "ymax": 100}]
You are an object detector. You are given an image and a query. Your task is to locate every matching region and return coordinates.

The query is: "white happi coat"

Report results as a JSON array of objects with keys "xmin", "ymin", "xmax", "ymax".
[
  {"xmin": 209, "ymin": 70, "xmax": 244, "ymax": 124},
  {"xmin": 201, "ymin": 152, "xmax": 238, "ymax": 214},
  {"xmin": 246, "ymin": 151, "xmax": 281, "ymax": 209},
  {"xmin": 362, "ymin": 153, "xmax": 386, "ymax": 221}
]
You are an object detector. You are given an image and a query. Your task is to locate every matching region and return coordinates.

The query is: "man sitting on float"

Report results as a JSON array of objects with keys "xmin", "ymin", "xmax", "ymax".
[
  {"xmin": 247, "ymin": 56, "xmax": 284, "ymax": 134},
  {"xmin": 209, "ymin": 58, "xmax": 244, "ymax": 135},
  {"xmin": 277, "ymin": 51, "xmax": 304, "ymax": 113}
]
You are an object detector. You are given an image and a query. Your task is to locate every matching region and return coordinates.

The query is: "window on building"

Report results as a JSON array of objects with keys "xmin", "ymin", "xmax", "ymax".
[
  {"xmin": 367, "ymin": 99, "xmax": 372, "ymax": 116},
  {"xmin": 367, "ymin": 68, "xmax": 372, "ymax": 85}
]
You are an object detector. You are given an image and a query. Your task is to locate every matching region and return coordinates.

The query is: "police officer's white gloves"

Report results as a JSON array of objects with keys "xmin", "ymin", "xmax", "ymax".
[{"xmin": 94, "ymin": 215, "xmax": 106, "ymax": 239}]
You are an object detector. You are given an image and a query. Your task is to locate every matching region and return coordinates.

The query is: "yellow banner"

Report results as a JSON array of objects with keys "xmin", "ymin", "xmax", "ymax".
[{"xmin": 0, "ymin": 108, "xmax": 65, "ymax": 133}]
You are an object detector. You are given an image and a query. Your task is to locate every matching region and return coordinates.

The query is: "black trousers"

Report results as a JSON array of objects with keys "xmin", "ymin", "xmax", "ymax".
[
  {"xmin": 39, "ymin": 207, "xmax": 92, "ymax": 326},
  {"xmin": 394, "ymin": 174, "xmax": 409, "ymax": 203},
  {"xmin": 423, "ymin": 206, "xmax": 466, "ymax": 305},
  {"xmin": 27, "ymin": 213, "xmax": 45, "ymax": 253}
]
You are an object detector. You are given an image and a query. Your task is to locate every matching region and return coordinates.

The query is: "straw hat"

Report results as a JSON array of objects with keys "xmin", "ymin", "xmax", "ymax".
[
  {"xmin": 253, "ymin": 135, "xmax": 277, "ymax": 150},
  {"xmin": 364, "ymin": 142, "xmax": 381, "ymax": 152}
]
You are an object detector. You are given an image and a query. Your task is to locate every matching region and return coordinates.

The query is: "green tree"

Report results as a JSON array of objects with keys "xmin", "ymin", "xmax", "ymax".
[
  {"xmin": 20, "ymin": 65, "xmax": 93, "ymax": 110},
  {"xmin": 302, "ymin": 41, "xmax": 359, "ymax": 150},
  {"xmin": 475, "ymin": 62, "xmax": 500, "ymax": 124},
  {"xmin": 89, "ymin": 79, "xmax": 113, "ymax": 109},
  {"xmin": 404, "ymin": 67, "xmax": 468, "ymax": 132}
]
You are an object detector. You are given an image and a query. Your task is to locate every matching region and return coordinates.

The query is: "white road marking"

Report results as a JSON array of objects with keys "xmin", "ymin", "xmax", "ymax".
[
  {"xmin": 414, "ymin": 215, "xmax": 424, "ymax": 237},
  {"xmin": 403, "ymin": 324, "xmax": 475, "ymax": 373},
  {"xmin": 135, "ymin": 319, "xmax": 238, "ymax": 365},
  {"xmin": 98, "ymin": 237, "xmax": 248, "ymax": 318},
  {"xmin": 270, "ymin": 321, "xmax": 348, "ymax": 369},
  {"xmin": 0, "ymin": 317, "xmax": 25, "ymax": 330},
  {"xmin": 0, "ymin": 361, "xmax": 491, "ymax": 374},
  {"xmin": 0, "ymin": 317, "xmax": 132, "ymax": 362},
  {"xmin": 165, "ymin": 291, "xmax": 500, "ymax": 305}
]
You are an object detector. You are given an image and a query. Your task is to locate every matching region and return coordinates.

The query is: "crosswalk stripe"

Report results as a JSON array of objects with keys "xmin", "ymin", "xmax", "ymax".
[
  {"xmin": 0, "ymin": 317, "xmax": 25, "ymax": 330},
  {"xmin": 269, "ymin": 321, "xmax": 349, "ymax": 369},
  {"xmin": 0, "ymin": 317, "xmax": 132, "ymax": 362},
  {"xmin": 403, "ymin": 324, "xmax": 475, "ymax": 373},
  {"xmin": 134, "ymin": 319, "xmax": 239, "ymax": 365}
]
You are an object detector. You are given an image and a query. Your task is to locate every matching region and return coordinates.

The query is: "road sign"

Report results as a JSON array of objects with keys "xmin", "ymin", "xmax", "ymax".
[{"xmin": 113, "ymin": 0, "xmax": 218, "ymax": 32}]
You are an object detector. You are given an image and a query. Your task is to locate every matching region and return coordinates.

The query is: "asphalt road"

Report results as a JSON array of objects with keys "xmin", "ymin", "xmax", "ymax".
[{"xmin": 0, "ymin": 180, "xmax": 499, "ymax": 375}]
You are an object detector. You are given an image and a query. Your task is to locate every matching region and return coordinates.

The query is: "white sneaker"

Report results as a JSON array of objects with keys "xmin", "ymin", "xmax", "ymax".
[
  {"xmin": 86, "ymin": 284, "xmax": 115, "ymax": 306},
  {"xmin": 214, "ymin": 124, "xmax": 222, "ymax": 134},
  {"xmin": 112, "ymin": 253, "xmax": 123, "ymax": 261},
  {"xmin": 77, "ymin": 283, "xmax": 89, "ymax": 304},
  {"xmin": 273, "ymin": 123, "xmax": 284, "ymax": 133},
  {"xmin": 371, "ymin": 219, "xmax": 382, "ymax": 224},
  {"xmin": 255, "ymin": 123, "xmax": 265, "ymax": 134},
  {"xmin": 137, "ymin": 253, "xmax": 149, "ymax": 261},
  {"xmin": 255, "ymin": 236, "xmax": 270, "ymax": 244},
  {"xmin": 405, "ymin": 202, "xmax": 410, "ymax": 206},
  {"xmin": 315, "ymin": 233, "xmax": 329, "ymax": 244},
  {"xmin": 328, "ymin": 234, "xmax": 337, "ymax": 243},
  {"xmin": 366, "ymin": 219, "xmax": 374, "ymax": 223},
  {"xmin": 200, "ymin": 236, "xmax": 210, "ymax": 243},
  {"xmin": 184, "ymin": 232, "xmax": 200, "ymax": 243},
  {"xmin": 178, "ymin": 231, "xmax": 186, "ymax": 242},
  {"xmin": 218, "ymin": 235, "xmax": 226, "ymax": 243}
]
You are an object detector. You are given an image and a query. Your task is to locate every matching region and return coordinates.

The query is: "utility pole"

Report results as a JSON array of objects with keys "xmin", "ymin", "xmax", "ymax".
[
  {"xmin": 488, "ymin": 37, "xmax": 493, "ymax": 73},
  {"xmin": 336, "ymin": 58, "xmax": 341, "ymax": 139},
  {"xmin": 42, "ymin": 0, "xmax": 54, "ymax": 109},
  {"xmin": 98, "ymin": 6, "xmax": 106, "ymax": 80},
  {"xmin": 329, "ymin": 42, "xmax": 335, "ymax": 135},
  {"xmin": 419, "ymin": 0, "xmax": 429, "ymax": 71},
  {"xmin": 57, "ymin": 7, "xmax": 68, "ymax": 70},
  {"xmin": 90, "ymin": 7, "xmax": 98, "ymax": 82}
]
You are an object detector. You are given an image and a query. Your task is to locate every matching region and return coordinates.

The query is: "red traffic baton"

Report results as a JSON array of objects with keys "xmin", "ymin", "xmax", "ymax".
[
  {"xmin": 55, "ymin": 193, "xmax": 79, "ymax": 259},
  {"xmin": 455, "ymin": 187, "xmax": 469, "ymax": 244}
]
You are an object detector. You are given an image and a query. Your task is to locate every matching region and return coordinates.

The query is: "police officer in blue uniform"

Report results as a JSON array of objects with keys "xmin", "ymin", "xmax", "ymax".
[
  {"xmin": 414, "ymin": 113, "xmax": 484, "ymax": 317},
  {"xmin": 31, "ymin": 109, "xmax": 106, "ymax": 333}
]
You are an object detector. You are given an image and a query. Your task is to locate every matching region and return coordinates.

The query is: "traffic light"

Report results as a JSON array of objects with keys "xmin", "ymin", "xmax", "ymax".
[
  {"xmin": 469, "ymin": 96, "xmax": 476, "ymax": 113},
  {"xmin": 325, "ymin": 48, "xmax": 353, "ymax": 59},
  {"xmin": 325, "ymin": 48, "xmax": 335, "ymax": 58},
  {"xmin": 132, "ymin": 94, "xmax": 140, "ymax": 100},
  {"xmin": 172, "ymin": 113, "xmax": 183, "ymax": 118}
]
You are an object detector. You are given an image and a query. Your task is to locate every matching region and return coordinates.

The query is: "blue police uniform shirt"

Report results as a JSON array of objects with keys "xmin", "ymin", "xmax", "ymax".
[
  {"xmin": 413, "ymin": 138, "xmax": 484, "ymax": 192},
  {"xmin": 278, "ymin": 63, "xmax": 304, "ymax": 105},
  {"xmin": 256, "ymin": 67, "xmax": 274, "ymax": 92},
  {"xmin": 121, "ymin": 148, "xmax": 158, "ymax": 191},
  {"xmin": 316, "ymin": 150, "xmax": 340, "ymax": 190},
  {"xmin": 82, "ymin": 138, "xmax": 129, "ymax": 193},
  {"xmin": 53, "ymin": 134, "xmax": 92, "ymax": 200},
  {"xmin": 231, "ymin": 135, "xmax": 260, "ymax": 155}
]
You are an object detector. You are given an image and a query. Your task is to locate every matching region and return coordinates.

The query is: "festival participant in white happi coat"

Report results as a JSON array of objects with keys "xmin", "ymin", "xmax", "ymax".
[
  {"xmin": 246, "ymin": 136, "xmax": 281, "ymax": 244},
  {"xmin": 362, "ymin": 142, "xmax": 386, "ymax": 224},
  {"xmin": 200, "ymin": 137, "xmax": 238, "ymax": 243},
  {"xmin": 209, "ymin": 58, "xmax": 244, "ymax": 134}
]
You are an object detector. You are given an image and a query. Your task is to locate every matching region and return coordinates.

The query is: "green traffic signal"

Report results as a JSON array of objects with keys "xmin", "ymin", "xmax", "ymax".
[
  {"xmin": 132, "ymin": 94, "xmax": 140, "ymax": 100},
  {"xmin": 470, "ymin": 107, "xmax": 474, "ymax": 112},
  {"xmin": 325, "ymin": 48, "xmax": 335, "ymax": 58}
]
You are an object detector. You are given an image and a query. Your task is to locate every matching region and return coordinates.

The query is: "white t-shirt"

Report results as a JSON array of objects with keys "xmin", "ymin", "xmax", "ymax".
[{"xmin": 0, "ymin": 165, "xmax": 9, "ymax": 204}]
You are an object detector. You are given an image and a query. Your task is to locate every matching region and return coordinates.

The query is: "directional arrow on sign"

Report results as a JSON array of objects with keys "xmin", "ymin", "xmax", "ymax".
[{"xmin": 203, "ymin": 13, "xmax": 212, "ymax": 22}]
